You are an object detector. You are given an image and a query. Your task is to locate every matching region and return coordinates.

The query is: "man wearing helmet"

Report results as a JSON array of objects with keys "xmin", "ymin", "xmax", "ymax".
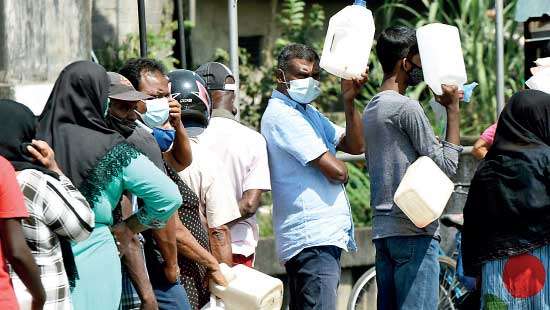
[
  {"xmin": 168, "ymin": 69, "xmax": 241, "ymax": 243},
  {"xmin": 168, "ymin": 68, "xmax": 241, "ymax": 307},
  {"xmin": 195, "ymin": 62, "xmax": 271, "ymax": 268},
  {"xmin": 117, "ymin": 60, "xmax": 230, "ymax": 309}
]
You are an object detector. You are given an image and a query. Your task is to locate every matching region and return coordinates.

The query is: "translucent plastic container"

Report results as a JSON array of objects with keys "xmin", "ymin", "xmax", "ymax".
[
  {"xmin": 320, "ymin": 0, "xmax": 375, "ymax": 80},
  {"xmin": 210, "ymin": 263, "xmax": 283, "ymax": 310},
  {"xmin": 526, "ymin": 67, "xmax": 550, "ymax": 95},
  {"xmin": 393, "ymin": 156, "xmax": 454, "ymax": 228},
  {"xmin": 416, "ymin": 23, "xmax": 467, "ymax": 95}
]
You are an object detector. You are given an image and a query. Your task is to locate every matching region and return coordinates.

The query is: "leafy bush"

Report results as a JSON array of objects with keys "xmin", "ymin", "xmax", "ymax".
[
  {"xmin": 380, "ymin": 0, "xmax": 523, "ymax": 135},
  {"xmin": 96, "ymin": 7, "xmax": 179, "ymax": 72},
  {"xmin": 346, "ymin": 163, "xmax": 372, "ymax": 227}
]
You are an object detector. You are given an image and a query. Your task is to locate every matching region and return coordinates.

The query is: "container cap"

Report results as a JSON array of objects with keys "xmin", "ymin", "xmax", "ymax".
[{"xmin": 354, "ymin": 0, "xmax": 366, "ymax": 6}]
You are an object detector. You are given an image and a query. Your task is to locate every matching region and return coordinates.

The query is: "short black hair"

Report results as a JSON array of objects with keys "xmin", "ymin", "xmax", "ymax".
[
  {"xmin": 376, "ymin": 26, "xmax": 418, "ymax": 74},
  {"xmin": 277, "ymin": 43, "xmax": 320, "ymax": 72},
  {"xmin": 118, "ymin": 58, "xmax": 167, "ymax": 90}
]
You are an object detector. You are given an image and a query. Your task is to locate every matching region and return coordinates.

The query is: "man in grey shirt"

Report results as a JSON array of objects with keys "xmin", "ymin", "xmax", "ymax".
[{"xmin": 363, "ymin": 26, "xmax": 463, "ymax": 309}]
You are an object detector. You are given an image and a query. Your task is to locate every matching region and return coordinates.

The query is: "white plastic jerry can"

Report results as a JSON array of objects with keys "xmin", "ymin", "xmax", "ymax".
[
  {"xmin": 416, "ymin": 23, "xmax": 467, "ymax": 95},
  {"xmin": 210, "ymin": 263, "xmax": 284, "ymax": 310},
  {"xmin": 393, "ymin": 156, "xmax": 454, "ymax": 228},
  {"xmin": 320, "ymin": 0, "xmax": 375, "ymax": 80}
]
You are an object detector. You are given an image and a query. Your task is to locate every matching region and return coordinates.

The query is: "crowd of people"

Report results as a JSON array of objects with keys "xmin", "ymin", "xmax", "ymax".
[{"xmin": 0, "ymin": 23, "xmax": 548, "ymax": 310}]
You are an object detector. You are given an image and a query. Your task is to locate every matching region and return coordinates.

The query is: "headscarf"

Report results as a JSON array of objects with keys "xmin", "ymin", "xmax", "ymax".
[
  {"xmin": 0, "ymin": 100, "xmax": 83, "ymax": 287},
  {"xmin": 37, "ymin": 61, "xmax": 125, "ymax": 190},
  {"xmin": 0, "ymin": 100, "xmax": 59, "ymax": 179},
  {"xmin": 462, "ymin": 90, "xmax": 550, "ymax": 276}
]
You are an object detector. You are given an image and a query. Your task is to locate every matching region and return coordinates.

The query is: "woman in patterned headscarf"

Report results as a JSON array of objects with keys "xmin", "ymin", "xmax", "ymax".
[{"xmin": 463, "ymin": 90, "xmax": 550, "ymax": 308}]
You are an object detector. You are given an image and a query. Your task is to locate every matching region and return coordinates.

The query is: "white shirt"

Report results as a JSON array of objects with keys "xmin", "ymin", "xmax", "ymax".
[
  {"xmin": 178, "ymin": 138, "xmax": 241, "ymax": 229},
  {"xmin": 199, "ymin": 113, "xmax": 271, "ymax": 257}
]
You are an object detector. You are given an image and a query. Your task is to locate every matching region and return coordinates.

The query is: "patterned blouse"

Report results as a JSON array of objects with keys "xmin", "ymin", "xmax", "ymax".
[{"xmin": 10, "ymin": 169, "xmax": 95, "ymax": 310}]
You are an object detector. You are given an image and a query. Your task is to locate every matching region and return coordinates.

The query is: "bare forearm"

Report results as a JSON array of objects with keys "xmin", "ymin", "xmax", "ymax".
[
  {"xmin": 339, "ymin": 97, "xmax": 365, "ymax": 155},
  {"xmin": 445, "ymin": 108, "xmax": 461, "ymax": 145},
  {"xmin": 176, "ymin": 223, "xmax": 218, "ymax": 270},
  {"xmin": 237, "ymin": 190, "xmax": 262, "ymax": 220},
  {"xmin": 165, "ymin": 123, "xmax": 192, "ymax": 171},
  {"xmin": 1, "ymin": 220, "xmax": 45, "ymax": 306},
  {"xmin": 151, "ymin": 215, "xmax": 178, "ymax": 272},
  {"xmin": 122, "ymin": 236, "xmax": 157, "ymax": 304},
  {"xmin": 312, "ymin": 152, "xmax": 348, "ymax": 184}
]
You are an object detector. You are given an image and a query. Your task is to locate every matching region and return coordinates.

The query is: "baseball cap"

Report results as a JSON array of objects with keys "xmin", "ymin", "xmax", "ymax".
[
  {"xmin": 195, "ymin": 62, "xmax": 236, "ymax": 91},
  {"xmin": 108, "ymin": 72, "xmax": 153, "ymax": 101}
]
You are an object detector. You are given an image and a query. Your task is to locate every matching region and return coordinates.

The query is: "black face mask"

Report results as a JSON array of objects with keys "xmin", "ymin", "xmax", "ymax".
[
  {"xmin": 406, "ymin": 61, "xmax": 424, "ymax": 86},
  {"xmin": 105, "ymin": 112, "xmax": 137, "ymax": 138}
]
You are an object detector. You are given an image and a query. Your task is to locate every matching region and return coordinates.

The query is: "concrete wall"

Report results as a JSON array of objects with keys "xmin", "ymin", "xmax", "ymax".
[{"xmin": 0, "ymin": 0, "xmax": 92, "ymax": 114}]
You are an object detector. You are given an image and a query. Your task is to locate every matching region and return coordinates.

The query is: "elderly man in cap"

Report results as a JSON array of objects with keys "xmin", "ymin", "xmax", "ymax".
[
  {"xmin": 196, "ymin": 62, "xmax": 271, "ymax": 267},
  {"xmin": 106, "ymin": 72, "xmax": 192, "ymax": 310}
]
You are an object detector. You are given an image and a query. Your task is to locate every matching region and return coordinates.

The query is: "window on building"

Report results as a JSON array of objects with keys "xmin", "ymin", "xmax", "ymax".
[{"xmin": 239, "ymin": 35, "xmax": 263, "ymax": 66}]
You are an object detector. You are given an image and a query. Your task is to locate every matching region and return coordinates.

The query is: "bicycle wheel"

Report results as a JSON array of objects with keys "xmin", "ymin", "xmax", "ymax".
[
  {"xmin": 438, "ymin": 256, "xmax": 469, "ymax": 310},
  {"xmin": 347, "ymin": 267, "xmax": 377, "ymax": 310}
]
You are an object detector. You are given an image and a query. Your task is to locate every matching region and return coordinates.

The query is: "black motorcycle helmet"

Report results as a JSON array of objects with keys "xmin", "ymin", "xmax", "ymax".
[{"xmin": 168, "ymin": 69, "xmax": 211, "ymax": 136}]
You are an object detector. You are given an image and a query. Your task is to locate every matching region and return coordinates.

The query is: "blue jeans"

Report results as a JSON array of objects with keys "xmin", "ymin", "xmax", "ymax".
[
  {"xmin": 152, "ymin": 280, "xmax": 191, "ymax": 310},
  {"xmin": 374, "ymin": 236, "xmax": 439, "ymax": 310},
  {"xmin": 285, "ymin": 246, "xmax": 342, "ymax": 310},
  {"xmin": 148, "ymin": 264, "xmax": 191, "ymax": 310}
]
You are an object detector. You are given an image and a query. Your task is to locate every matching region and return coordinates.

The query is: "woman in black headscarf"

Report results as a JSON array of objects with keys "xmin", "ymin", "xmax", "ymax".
[
  {"xmin": 37, "ymin": 61, "xmax": 182, "ymax": 310},
  {"xmin": 462, "ymin": 90, "xmax": 550, "ymax": 308},
  {"xmin": 0, "ymin": 99, "xmax": 94, "ymax": 309}
]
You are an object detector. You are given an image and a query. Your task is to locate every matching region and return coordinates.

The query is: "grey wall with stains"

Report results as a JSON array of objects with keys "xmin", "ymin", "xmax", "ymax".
[
  {"xmin": 0, "ymin": 0, "xmax": 92, "ymax": 83},
  {"xmin": 0, "ymin": 0, "xmax": 92, "ymax": 114}
]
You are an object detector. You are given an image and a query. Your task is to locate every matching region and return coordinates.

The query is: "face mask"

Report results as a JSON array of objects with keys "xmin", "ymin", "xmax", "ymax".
[
  {"xmin": 406, "ymin": 61, "xmax": 424, "ymax": 86},
  {"xmin": 152, "ymin": 127, "xmax": 176, "ymax": 152},
  {"xmin": 136, "ymin": 97, "xmax": 170, "ymax": 129},
  {"xmin": 105, "ymin": 112, "xmax": 137, "ymax": 138},
  {"xmin": 281, "ymin": 71, "xmax": 321, "ymax": 104}
]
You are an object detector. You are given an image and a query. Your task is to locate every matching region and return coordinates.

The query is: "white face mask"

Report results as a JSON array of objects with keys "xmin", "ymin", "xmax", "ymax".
[
  {"xmin": 282, "ymin": 72, "xmax": 321, "ymax": 104},
  {"xmin": 136, "ymin": 97, "xmax": 170, "ymax": 128}
]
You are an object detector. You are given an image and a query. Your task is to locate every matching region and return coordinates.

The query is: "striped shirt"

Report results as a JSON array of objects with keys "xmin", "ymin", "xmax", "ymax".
[{"xmin": 10, "ymin": 169, "xmax": 95, "ymax": 310}]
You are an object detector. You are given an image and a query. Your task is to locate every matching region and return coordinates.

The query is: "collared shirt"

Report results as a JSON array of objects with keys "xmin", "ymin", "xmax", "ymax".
[
  {"xmin": 199, "ymin": 109, "xmax": 271, "ymax": 257},
  {"xmin": 178, "ymin": 138, "xmax": 241, "ymax": 229},
  {"xmin": 260, "ymin": 90, "xmax": 356, "ymax": 263},
  {"xmin": 11, "ymin": 169, "xmax": 94, "ymax": 309}
]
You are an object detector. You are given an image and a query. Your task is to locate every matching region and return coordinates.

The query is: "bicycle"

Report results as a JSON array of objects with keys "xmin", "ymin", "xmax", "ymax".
[{"xmin": 347, "ymin": 228, "xmax": 471, "ymax": 309}]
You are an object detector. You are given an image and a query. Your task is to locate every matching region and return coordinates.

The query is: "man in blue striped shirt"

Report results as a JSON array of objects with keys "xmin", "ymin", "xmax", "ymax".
[{"xmin": 261, "ymin": 43, "xmax": 368, "ymax": 310}]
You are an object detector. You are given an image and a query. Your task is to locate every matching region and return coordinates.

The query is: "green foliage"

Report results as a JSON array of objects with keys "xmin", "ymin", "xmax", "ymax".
[
  {"xmin": 258, "ymin": 210, "xmax": 274, "ymax": 238},
  {"xmin": 96, "ymin": 8, "xmax": 179, "ymax": 72},
  {"xmin": 227, "ymin": 0, "xmax": 522, "ymax": 135},
  {"xmin": 380, "ymin": 0, "xmax": 523, "ymax": 135},
  {"xmin": 227, "ymin": 0, "xmax": 335, "ymax": 128},
  {"xmin": 346, "ymin": 163, "xmax": 372, "ymax": 227}
]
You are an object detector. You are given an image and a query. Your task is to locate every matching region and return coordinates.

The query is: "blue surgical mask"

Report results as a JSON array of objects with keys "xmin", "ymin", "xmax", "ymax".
[
  {"xmin": 152, "ymin": 127, "xmax": 176, "ymax": 152},
  {"xmin": 136, "ymin": 97, "xmax": 170, "ymax": 128},
  {"xmin": 282, "ymin": 72, "xmax": 321, "ymax": 104}
]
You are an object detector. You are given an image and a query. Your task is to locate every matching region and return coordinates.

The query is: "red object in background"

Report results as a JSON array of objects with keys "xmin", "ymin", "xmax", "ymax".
[
  {"xmin": 503, "ymin": 254, "xmax": 546, "ymax": 298},
  {"xmin": 233, "ymin": 254, "xmax": 255, "ymax": 268}
]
